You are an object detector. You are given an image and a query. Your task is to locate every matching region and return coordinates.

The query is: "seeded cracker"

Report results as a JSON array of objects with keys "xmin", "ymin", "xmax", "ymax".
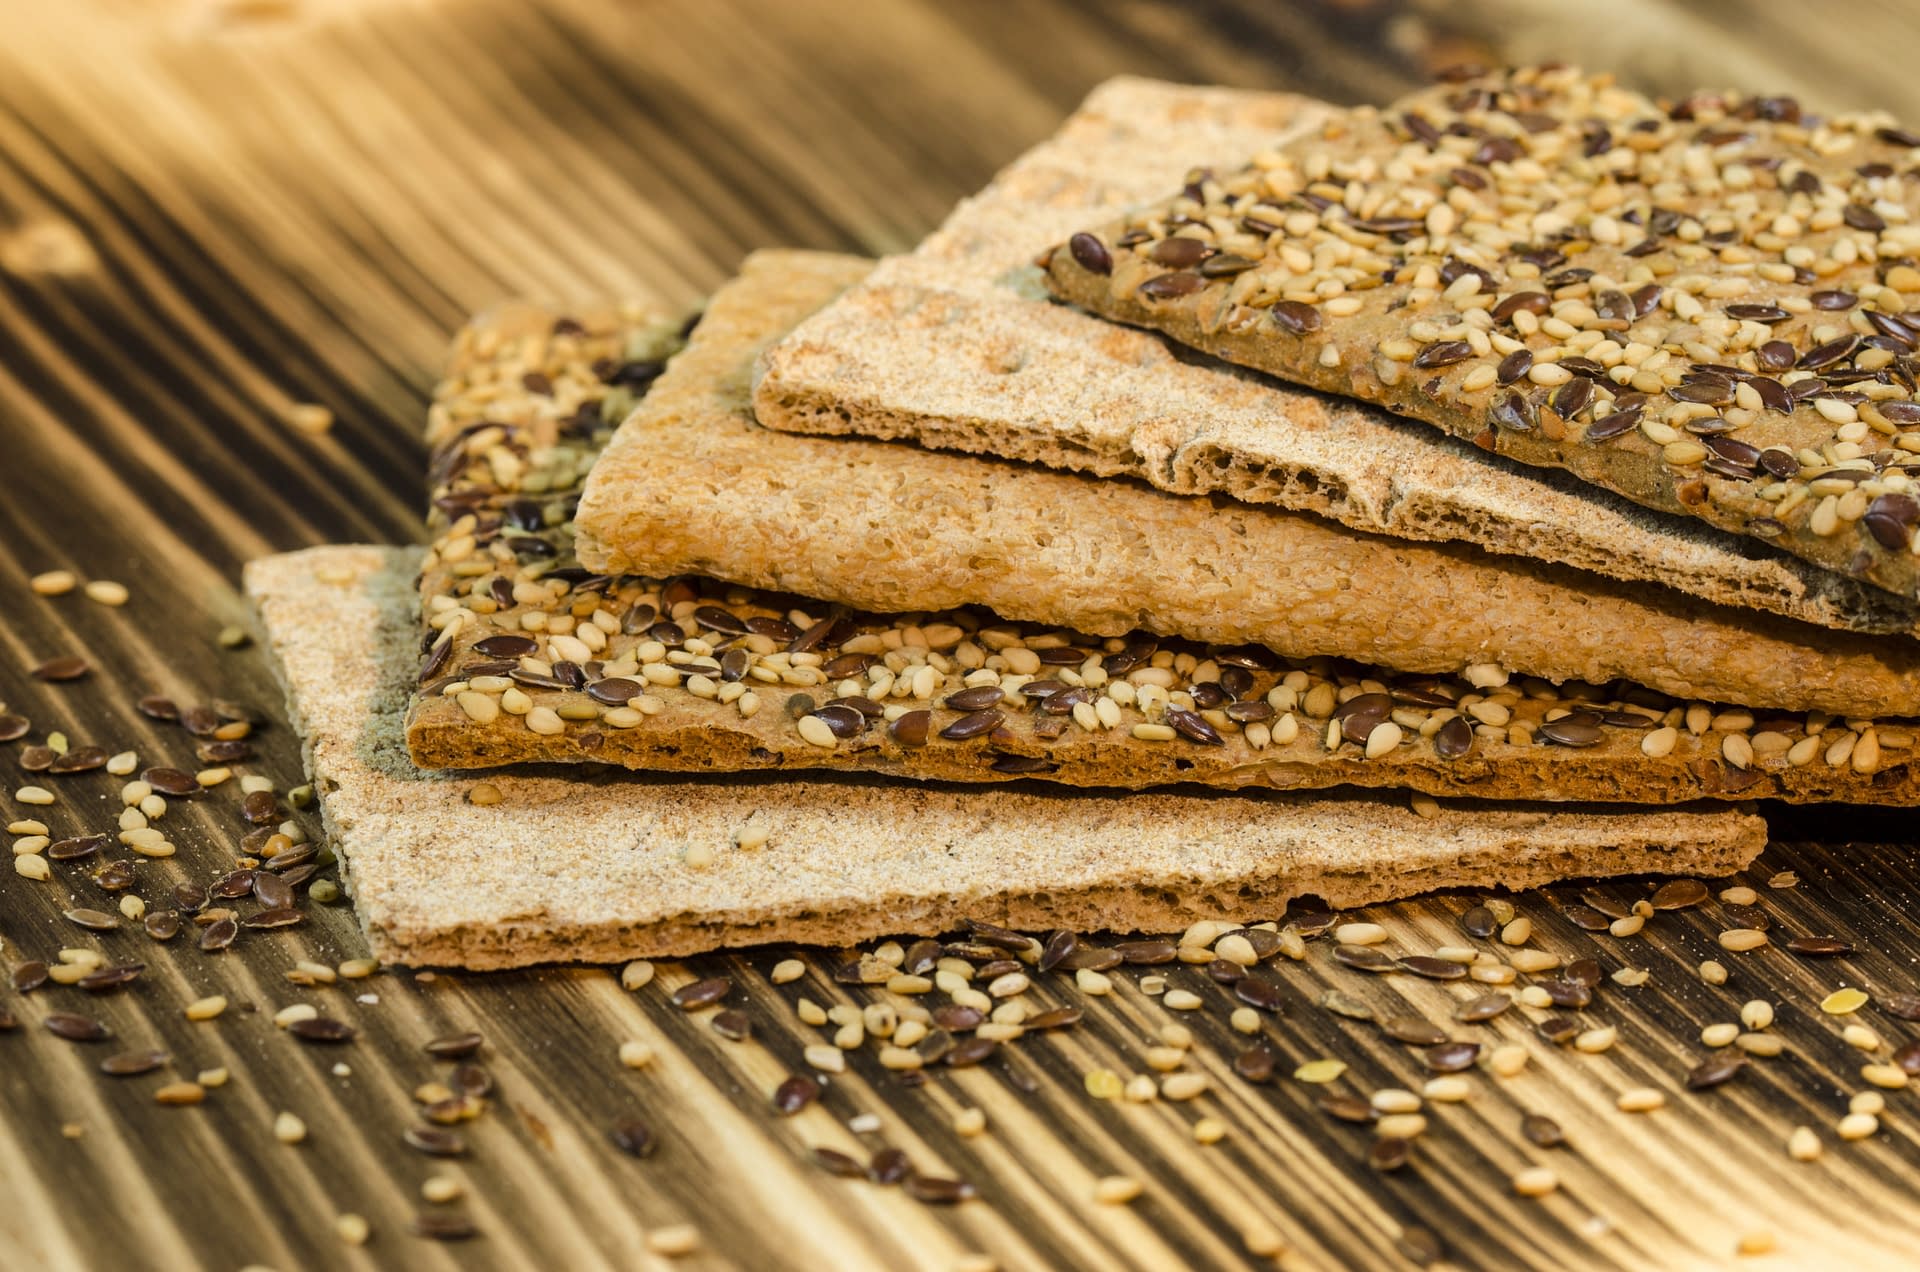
[
  {"xmin": 244, "ymin": 544, "xmax": 1762, "ymax": 968},
  {"xmin": 757, "ymin": 80, "xmax": 1920, "ymax": 649},
  {"xmin": 1043, "ymin": 67, "xmax": 1920, "ymax": 598},
  {"xmin": 511, "ymin": 254, "xmax": 1917, "ymax": 800}
]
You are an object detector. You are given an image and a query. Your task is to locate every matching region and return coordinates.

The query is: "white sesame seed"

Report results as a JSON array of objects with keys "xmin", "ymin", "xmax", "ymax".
[{"xmin": 1512, "ymin": 1166, "xmax": 1558, "ymax": 1197}]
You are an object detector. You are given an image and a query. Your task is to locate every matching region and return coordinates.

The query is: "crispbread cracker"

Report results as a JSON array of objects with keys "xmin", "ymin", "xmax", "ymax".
[
  {"xmin": 1044, "ymin": 67, "xmax": 1920, "ymax": 598},
  {"xmin": 751, "ymin": 76, "xmax": 1920, "ymax": 639},
  {"xmin": 591, "ymin": 240, "xmax": 1920, "ymax": 720},
  {"xmin": 245, "ymin": 544, "xmax": 1765, "ymax": 969},
  {"xmin": 421, "ymin": 262, "xmax": 1920, "ymax": 803}
]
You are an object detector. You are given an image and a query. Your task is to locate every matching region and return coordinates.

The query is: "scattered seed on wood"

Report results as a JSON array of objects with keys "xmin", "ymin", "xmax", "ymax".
[
  {"xmin": 1369, "ymin": 1137, "xmax": 1412, "ymax": 1172},
  {"xmin": 99, "ymin": 1049, "xmax": 168, "ymax": 1077},
  {"xmin": 1786, "ymin": 936, "xmax": 1854, "ymax": 957},
  {"xmin": 868, "ymin": 1148, "xmax": 912, "ymax": 1186},
  {"xmin": 1334, "ymin": 945, "xmax": 1396, "ymax": 973},
  {"xmin": 1319, "ymin": 989, "xmax": 1375, "ymax": 1020},
  {"xmin": 1686, "ymin": 1055, "xmax": 1747, "ymax": 1090},
  {"xmin": 409, "ymin": 1214, "xmax": 477, "ymax": 1242},
  {"xmin": 1456, "ymin": 994, "xmax": 1512, "ymax": 1023},
  {"xmin": 609, "ymin": 1119, "xmax": 656, "ymax": 1158},
  {"xmin": 670, "ymin": 977, "xmax": 731, "ymax": 1009},
  {"xmin": 78, "ymin": 964, "xmax": 143, "ymax": 993},
  {"xmin": 1397, "ymin": 956, "xmax": 1467, "ymax": 981},
  {"xmin": 813, "ymin": 1147, "xmax": 865, "ymax": 1178},
  {"xmin": 63, "ymin": 908, "xmax": 120, "ymax": 932},
  {"xmin": 44, "ymin": 1013, "xmax": 110, "ymax": 1042},
  {"xmin": 905, "ymin": 1175, "xmax": 975, "ymax": 1206},
  {"xmin": 425, "ymin": 1032, "xmax": 484, "ymax": 1060},
  {"xmin": 1422, "ymin": 1042, "xmax": 1481, "ymax": 1073},
  {"xmin": 1113, "ymin": 940, "xmax": 1177, "ymax": 965},
  {"xmin": 32, "ymin": 656, "xmax": 90, "ymax": 682},
  {"xmin": 290, "ymin": 1017, "xmax": 357, "ymax": 1044},
  {"xmin": 1521, "ymin": 1113, "xmax": 1565, "ymax": 1147},
  {"xmin": 1651, "ymin": 879, "xmax": 1708, "ymax": 910},
  {"xmin": 1381, "ymin": 1016, "xmax": 1449, "ymax": 1047},
  {"xmin": 404, "ymin": 1126, "xmax": 467, "ymax": 1157},
  {"xmin": 244, "ymin": 907, "xmax": 305, "ymax": 931}
]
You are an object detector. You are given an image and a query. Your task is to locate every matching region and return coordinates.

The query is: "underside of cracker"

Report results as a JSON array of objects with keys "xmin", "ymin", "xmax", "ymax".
[
  {"xmin": 246, "ymin": 544, "xmax": 1765, "ymax": 969},
  {"xmin": 751, "ymin": 75, "xmax": 1920, "ymax": 639}
]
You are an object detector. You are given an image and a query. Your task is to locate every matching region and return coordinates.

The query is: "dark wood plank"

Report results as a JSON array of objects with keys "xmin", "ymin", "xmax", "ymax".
[{"xmin": 2, "ymin": 3, "xmax": 1920, "ymax": 1269}]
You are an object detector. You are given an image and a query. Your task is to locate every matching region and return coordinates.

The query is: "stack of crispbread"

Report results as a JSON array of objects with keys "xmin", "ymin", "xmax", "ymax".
[{"xmin": 243, "ymin": 65, "xmax": 1920, "ymax": 967}]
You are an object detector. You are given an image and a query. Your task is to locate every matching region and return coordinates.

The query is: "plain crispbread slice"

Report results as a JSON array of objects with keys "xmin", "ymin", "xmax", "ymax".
[
  {"xmin": 245, "ymin": 543, "xmax": 1765, "ymax": 969},
  {"xmin": 418, "ymin": 257, "xmax": 1920, "ymax": 804},
  {"xmin": 750, "ymin": 76, "xmax": 1920, "ymax": 639},
  {"xmin": 1042, "ymin": 67, "xmax": 1920, "ymax": 599}
]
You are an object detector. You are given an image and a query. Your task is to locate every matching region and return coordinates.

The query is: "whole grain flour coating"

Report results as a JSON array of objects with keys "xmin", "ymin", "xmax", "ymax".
[
  {"xmin": 1045, "ymin": 67, "xmax": 1920, "ymax": 597},
  {"xmin": 245, "ymin": 544, "xmax": 1765, "ymax": 969},
  {"xmin": 753, "ymin": 76, "xmax": 1920, "ymax": 638},
  {"xmin": 415, "ymin": 264, "xmax": 1888, "ymax": 801}
]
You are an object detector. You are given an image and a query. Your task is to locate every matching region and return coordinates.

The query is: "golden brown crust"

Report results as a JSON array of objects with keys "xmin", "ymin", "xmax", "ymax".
[{"xmin": 247, "ymin": 544, "xmax": 1768, "ymax": 969}]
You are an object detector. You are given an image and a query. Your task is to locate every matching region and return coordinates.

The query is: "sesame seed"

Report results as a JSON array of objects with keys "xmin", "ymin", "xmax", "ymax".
[
  {"xmin": 274, "ymin": 1112, "xmax": 307, "ymax": 1145},
  {"xmin": 1293, "ymin": 1059, "xmax": 1347, "ymax": 1084},
  {"xmin": 1489, "ymin": 1045, "xmax": 1529, "ymax": 1077},
  {"xmin": 1093, "ymin": 1176, "xmax": 1142, "ymax": 1205},
  {"xmin": 83, "ymin": 580, "xmax": 129, "ymax": 607},
  {"xmin": 1616, "ymin": 1087, "xmax": 1666, "ymax": 1113},
  {"xmin": 1861, "ymin": 1064, "xmax": 1909, "ymax": 1089},
  {"xmin": 1512, "ymin": 1166, "xmax": 1558, "ymax": 1197},
  {"xmin": 1821, "ymin": 987, "xmax": 1869, "ymax": 1014},
  {"xmin": 1719, "ymin": 928, "xmax": 1769, "ymax": 952},
  {"xmin": 30, "ymin": 570, "xmax": 76, "ymax": 596},
  {"xmin": 284, "ymin": 403, "xmax": 335, "ymax": 435},
  {"xmin": 644, "ymin": 1225, "xmax": 700, "ymax": 1257},
  {"xmin": 620, "ymin": 960, "xmax": 655, "ymax": 991},
  {"xmin": 1838, "ymin": 1112, "xmax": 1879, "ymax": 1141},
  {"xmin": 619, "ymin": 1041, "xmax": 654, "ymax": 1069},
  {"xmin": 421, "ymin": 1176, "xmax": 462, "ymax": 1204}
]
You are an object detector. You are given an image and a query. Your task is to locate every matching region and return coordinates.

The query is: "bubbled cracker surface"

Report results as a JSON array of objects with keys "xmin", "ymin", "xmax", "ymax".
[
  {"xmin": 751, "ymin": 76, "xmax": 1920, "ymax": 640},
  {"xmin": 242, "ymin": 545, "xmax": 1763, "ymax": 969}
]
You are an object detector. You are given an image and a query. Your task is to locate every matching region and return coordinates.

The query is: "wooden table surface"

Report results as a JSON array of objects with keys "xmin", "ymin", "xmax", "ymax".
[{"xmin": 6, "ymin": 2, "xmax": 1920, "ymax": 1269}]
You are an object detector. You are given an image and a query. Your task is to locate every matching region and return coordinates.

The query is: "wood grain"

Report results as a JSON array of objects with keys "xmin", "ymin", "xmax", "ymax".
[{"xmin": 3, "ymin": 2, "xmax": 1920, "ymax": 1269}]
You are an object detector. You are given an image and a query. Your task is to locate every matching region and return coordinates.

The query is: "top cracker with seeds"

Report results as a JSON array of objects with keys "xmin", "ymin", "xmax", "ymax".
[{"xmin": 1044, "ymin": 65, "xmax": 1920, "ymax": 598}]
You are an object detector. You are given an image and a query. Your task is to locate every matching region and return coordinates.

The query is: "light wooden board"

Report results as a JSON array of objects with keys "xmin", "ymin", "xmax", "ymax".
[{"xmin": 2, "ymin": 2, "xmax": 1920, "ymax": 1269}]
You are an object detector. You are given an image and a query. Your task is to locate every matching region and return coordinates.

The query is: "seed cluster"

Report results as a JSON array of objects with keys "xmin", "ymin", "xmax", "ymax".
[
  {"xmin": 648, "ymin": 867, "xmax": 1914, "ymax": 1264},
  {"xmin": 1054, "ymin": 65, "xmax": 1920, "ymax": 596},
  {"xmin": 410, "ymin": 310, "xmax": 1916, "ymax": 793}
]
